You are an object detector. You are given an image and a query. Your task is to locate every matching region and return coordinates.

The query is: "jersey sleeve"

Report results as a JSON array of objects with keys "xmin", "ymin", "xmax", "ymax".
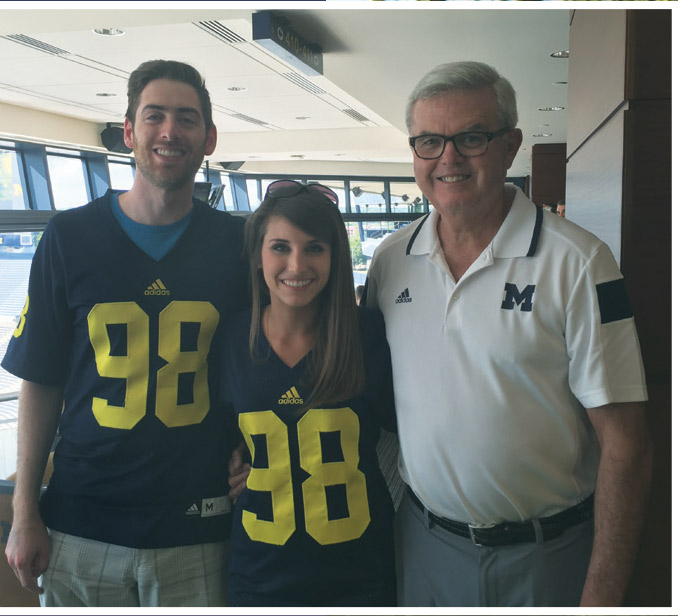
[
  {"xmin": 2, "ymin": 220, "xmax": 72, "ymax": 385},
  {"xmin": 565, "ymin": 242, "xmax": 648, "ymax": 409}
]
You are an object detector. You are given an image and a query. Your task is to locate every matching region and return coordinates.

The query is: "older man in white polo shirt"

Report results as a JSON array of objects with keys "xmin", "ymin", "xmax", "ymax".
[{"xmin": 365, "ymin": 61, "xmax": 651, "ymax": 607}]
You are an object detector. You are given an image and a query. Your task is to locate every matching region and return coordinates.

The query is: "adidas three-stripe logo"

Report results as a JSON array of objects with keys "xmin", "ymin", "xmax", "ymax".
[
  {"xmin": 185, "ymin": 503, "xmax": 200, "ymax": 516},
  {"xmin": 145, "ymin": 279, "xmax": 170, "ymax": 296},
  {"xmin": 395, "ymin": 288, "xmax": 412, "ymax": 304},
  {"xmin": 279, "ymin": 387, "xmax": 304, "ymax": 405}
]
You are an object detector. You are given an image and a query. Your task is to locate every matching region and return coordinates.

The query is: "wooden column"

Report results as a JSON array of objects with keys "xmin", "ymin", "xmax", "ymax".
[
  {"xmin": 567, "ymin": 9, "xmax": 671, "ymax": 606},
  {"xmin": 530, "ymin": 143, "xmax": 566, "ymax": 210}
]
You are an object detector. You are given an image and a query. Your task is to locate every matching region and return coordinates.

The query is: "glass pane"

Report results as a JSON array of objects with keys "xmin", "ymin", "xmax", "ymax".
[
  {"xmin": 219, "ymin": 175, "xmax": 235, "ymax": 211},
  {"xmin": 108, "ymin": 161, "xmax": 134, "ymax": 191},
  {"xmin": 203, "ymin": 172, "xmax": 234, "ymax": 211},
  {"xmin": 350, "ymin": 181, "xmax": 386, "ymax": 214},
  {"xmin": 247, "ymin": 179, "xmax": 261, "ymax": 211},
  {"xmin": 0, "ymin": 149, "xmax": 29, "ymax": 210},
  {"xmin": 0, "ymin": 232, "xmax": 40, "ymax": 435},
  {"xmin": 345, "ymin": 220, "xmax": 413, "ymax": 288},
  {"xmin": 389, "ymin": 181, "xmax": 427, "ymax": 214},
  {"xmin": 47, "ymin": 156, "xmax": 88, "ymax": 210},
  {"xmin": 345, "ymin": 222, "xmax": 368, "ymax": 290},
  {"xmin": 305, "ymin": 179, "xmax": 346, "ymax": 213}
]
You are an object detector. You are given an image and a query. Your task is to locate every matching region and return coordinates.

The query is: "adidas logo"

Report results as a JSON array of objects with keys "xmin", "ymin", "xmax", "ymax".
[
  {"xmin": 185, "ymin": 503, "xmax": 200, "ymax": 516},
  {"xmin": 145, "ymin": 278, "xmax": 170, "ymax": 296},
  {"xmin": 184, "ymin": 498, "xmax": 231, "ymax": 518},
  {"xmin": 395, "ymin": 288, "xmax": 412, "ymax": 304},
  {"xmin": 279, "ymin": 387, "xmax": 304, "ymax": 405}
]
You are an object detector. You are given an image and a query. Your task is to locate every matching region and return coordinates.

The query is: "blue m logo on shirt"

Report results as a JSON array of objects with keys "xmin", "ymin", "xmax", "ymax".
[{"xmin": 501, "ymin": 283, "xmax": 536, "ymax": 312}]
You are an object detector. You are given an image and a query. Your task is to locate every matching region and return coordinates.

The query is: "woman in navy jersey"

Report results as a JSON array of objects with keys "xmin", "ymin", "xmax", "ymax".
[{"xmin": 219, "ymin": 180, "xmax": 397, "ymax": 607}]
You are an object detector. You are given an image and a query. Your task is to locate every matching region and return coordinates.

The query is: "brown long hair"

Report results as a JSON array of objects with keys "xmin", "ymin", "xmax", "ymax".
[{"xmin": 244, "ymin": 190, "xmax": 364, "ymax": 410}]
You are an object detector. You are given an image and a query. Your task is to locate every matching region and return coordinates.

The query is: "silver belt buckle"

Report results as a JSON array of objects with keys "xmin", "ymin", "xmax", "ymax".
[{"xmin": 468, "ymin": 522, "xmax": 496, "ymax": 547}]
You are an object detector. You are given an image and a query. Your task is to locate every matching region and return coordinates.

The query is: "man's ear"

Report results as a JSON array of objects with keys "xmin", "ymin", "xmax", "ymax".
[
  {"xmin": 504, "ymin": 128, "xmax": 523, "ymax": 169},
  {"xmin": 204, "ymin": 124, "xmax": 217, "ymax": 157},
  {"xmin": 123, "ymin": 117, "xmax": 135, "ymax": 149}
]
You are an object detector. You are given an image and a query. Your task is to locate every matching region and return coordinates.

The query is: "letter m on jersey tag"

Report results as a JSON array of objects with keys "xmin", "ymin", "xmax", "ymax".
[{"xmin": 501, "ymin": 283, "xmax": 536, "ymax": 312}]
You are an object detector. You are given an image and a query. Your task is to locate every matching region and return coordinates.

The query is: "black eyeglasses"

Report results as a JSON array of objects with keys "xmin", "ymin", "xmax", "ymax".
[
  {"xmin": 409, "ymin": 127, "xmax": 511, "ymax": 160},
  {"xmin": 265, "ymin": 180, "xmax": 339, "ymax": 207}
]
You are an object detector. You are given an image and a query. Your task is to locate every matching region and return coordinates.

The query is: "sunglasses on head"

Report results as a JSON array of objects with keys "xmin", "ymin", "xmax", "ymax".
[{"xmin": 264, "ymin": 180, "xmax": 339, "ymax": 207}]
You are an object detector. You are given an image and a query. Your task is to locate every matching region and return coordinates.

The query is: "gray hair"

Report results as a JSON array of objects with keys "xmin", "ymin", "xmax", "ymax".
[{"xmin": 405, "ymin": 61, "xmax": 518, "ymax": 132}]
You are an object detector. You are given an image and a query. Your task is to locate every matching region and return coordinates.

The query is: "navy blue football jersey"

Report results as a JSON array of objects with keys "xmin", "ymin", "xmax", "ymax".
[
  {"xmin": 220, "ymin": 308, "xmax": 397, "ymax": 607},
  {"xmin": 2, "ymin": 190, "xmax": 248, "ymax": 548}
]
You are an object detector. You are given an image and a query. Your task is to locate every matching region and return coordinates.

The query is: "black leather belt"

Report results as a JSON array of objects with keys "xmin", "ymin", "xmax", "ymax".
[{"xmin": 406, "ymin": 486, "xmax": 594, "ymax": 547}]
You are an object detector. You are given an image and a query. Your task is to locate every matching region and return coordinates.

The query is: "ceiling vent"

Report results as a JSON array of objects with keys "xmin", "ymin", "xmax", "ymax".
[
  {"xmin": 342, "ymin": 108, "xmax": 370, "ymax": 123},
  {"xmin": 228, "ymin": 110, "xmax": 276, "ymax": 129},
  {"xmin": 194, "ymin": 21, "xmax": 246, "ymax": 44},
  {"xmin": 282, "ymin": 72, "xmax": 325, "ymax": 95},
  {"xmin": 1, "ymin": 34, "xmax": 128, "ymax": 79},
  {"xmin": 2, "ymin": 34, "xmax": 70, "ymax": 56}
]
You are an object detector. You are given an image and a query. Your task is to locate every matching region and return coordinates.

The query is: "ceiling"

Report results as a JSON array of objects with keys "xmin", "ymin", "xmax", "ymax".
[{"xmin": 0, "ymin": 4, "xmax": 574, "ymax": 178}]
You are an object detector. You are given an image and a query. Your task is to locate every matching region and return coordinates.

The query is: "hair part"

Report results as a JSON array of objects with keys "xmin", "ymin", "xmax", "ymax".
[
  {"xmin": 126, "ymin": 59, "xmax": 213, "ymax": 130},
  {"xmin": 406, "ymin": 61, "xmax": 518, "ymax": 132},
  {"xmin": 244, "ymin": 190, "xmax": 365, "ymax": 411}
]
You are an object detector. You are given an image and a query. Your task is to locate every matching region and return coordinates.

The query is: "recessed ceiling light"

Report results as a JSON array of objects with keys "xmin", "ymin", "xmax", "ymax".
[
  {"xmin": 96, "ymin": 93, "xmax": 116, "ymax": 97},
  {"xmin": 533, "ymin": 133, "xmax": 552, "ymax": 138},
  {"xmin": 227, "ymin": 86, "xmax": 247, "ymax": 92},
  {"xmin": 539, "ymin": 106, "xmax": 565, "ymax": 112},
  {"xmin": 93, "ymin": 28, "xmax": 125, "ymax": 37},
  {"xmin": 290, "ymin": 154, "xmax": 305, "ymax": 159},
  {"xmin": 295, "ymin": 116, "xmax": 310, "ymax": 120},
  {"xmin": 550, "ymin": 50, "xmax": 569, "ymax": 59}
]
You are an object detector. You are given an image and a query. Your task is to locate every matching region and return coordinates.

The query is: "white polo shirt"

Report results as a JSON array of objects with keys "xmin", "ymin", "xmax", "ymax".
[{"xmin": 366, "ymin": 186, "xmax": 647, "ymax": 525}]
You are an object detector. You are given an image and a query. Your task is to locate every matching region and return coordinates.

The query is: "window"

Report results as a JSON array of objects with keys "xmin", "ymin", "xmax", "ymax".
[
  {"xmin": 350, "ymin": 181, "xmax": 386, "ymax": 214},
  {"xmin": 47, "ymin": 150, "xmax": 89, "ymax": 210},
  {"xmin": 389, "ymin": 181, "xmax": 426, "ymax": 214},
  {"xmin": 306, "ymin": 179, "xmax": 347, "ymax": 213},
  {"xmin": 0, "ymin": 147, "xmax": 29, "ymax": 211},
  {"xmin": 345, "ymin": 220, "xmax": 412, "ymax": 288},
  {"xmin": 246, "ymin": 178, "xmax": 262, "ymax": 210},
  {"xmin": 202, "ymin": 170, "xmax": 229, "ymax": 210},
  {"xmin": 108, "ymin": 157, "xmax": 134, "ymax": 191},
  {"xmin": 219, "ymin": 175, "xmax": 236, "ymax": 211}
]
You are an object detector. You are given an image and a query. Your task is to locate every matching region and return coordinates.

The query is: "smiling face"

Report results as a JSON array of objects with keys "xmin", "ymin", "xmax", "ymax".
[
  {"xmin": 409, "ymin": 88, "xmax": 522, "ymax": 220},
  {"xmin": 260, "ymin": 215, "xmax": 332, "ymax": 312},
  {"xmin": 124, "ymin": 78, "xmax": 216, "ymax": 192}
]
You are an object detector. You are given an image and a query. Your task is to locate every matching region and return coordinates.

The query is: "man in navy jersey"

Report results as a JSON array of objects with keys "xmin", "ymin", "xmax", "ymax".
[
  {"xmin": 3, "ymin": 60, "xmax": 248, "ymax": 607},
  {"xmin": 364, "ymin": 61, "xmax": 652, "ymax": 607}
]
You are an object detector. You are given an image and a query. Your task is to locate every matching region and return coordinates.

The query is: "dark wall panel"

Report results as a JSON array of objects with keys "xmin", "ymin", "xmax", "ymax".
[
  {"xmin": 567, "ymin": 9, "xmax": 671, "ymax": 607},
  {"xmin": 530, "ymin": 143, "xmax": 566, "ymax": 209}
]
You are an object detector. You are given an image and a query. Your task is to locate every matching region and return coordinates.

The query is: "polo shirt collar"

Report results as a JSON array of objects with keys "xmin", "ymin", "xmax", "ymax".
[
  {"xmin": 406, "ymin": 185, "xmax": 543, "ymax": 259},
  {"xmin": 491, "ymin": 186, "xmax": 543, "ymax": 258}
]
